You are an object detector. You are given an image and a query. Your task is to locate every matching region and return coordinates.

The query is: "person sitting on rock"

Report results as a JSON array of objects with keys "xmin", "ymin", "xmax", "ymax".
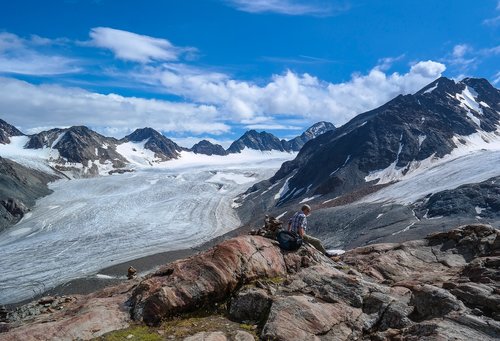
[{"xmin": 288, "ymin": 204, "xmax": 329, "ymax": 255}]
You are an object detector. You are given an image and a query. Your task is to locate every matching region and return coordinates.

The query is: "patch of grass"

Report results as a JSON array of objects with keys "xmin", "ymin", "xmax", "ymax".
[
  {"xmin": 96, "ymin": 325, "xmax": 162, "ymax": 341},
  {"xmin": 266, "ymin": 276, "xmax": 285, "ymax": 285}
]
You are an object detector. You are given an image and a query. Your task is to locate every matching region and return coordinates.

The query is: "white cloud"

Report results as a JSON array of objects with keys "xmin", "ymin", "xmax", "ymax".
[
  {"xmin": 224, "ymin": 0, "xmax": 348, "ymax": 16},
  {"xmin": 0, "ymin": 77, "xmax": 228, "ymax": 137},
  {"xmin": 131, "ymin": 60, "xmax": 446, "ymax": 126},
  {"xmin": 0, "ymin": 32, "xmax": 79, "ymax": 75},
  {"xmin": 483, "ymin": 0, "xmax": 500, "ymax": 26},
  {"xmin": 245, "ymin": 124, "xmax": 303, "ymax": 130},
  {"xmin": 375, "ymin": 54, "xmax": 406, "ymax": 71},
  {"xmin": 452, "ymin": 44, "xmax": 470, "ymax": 58},
  {"xmin": 493, "ymin": 71, "xmax": 500, "ymax": 85},
  {"xmin": 87, "ymin": 27, "xmax": 196, "ymax": 63}
]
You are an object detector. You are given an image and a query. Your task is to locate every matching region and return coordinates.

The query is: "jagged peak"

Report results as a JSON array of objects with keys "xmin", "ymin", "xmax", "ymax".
[{"xmin": 124, "ymin": 127, "xmax": 165, "ymax": 142}]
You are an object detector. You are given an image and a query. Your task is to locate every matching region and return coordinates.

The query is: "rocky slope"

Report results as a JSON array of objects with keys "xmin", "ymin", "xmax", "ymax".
[
  {"xmin": 1, "ymin": 224, "xmax": 498, "ymax": 340},
  {"xmin": 268, "ymin": 77, "xmax": 499, "ymax": 205},
  {"xmin": 0, "ymin": 157, "xmax": 60, "ymax": 231},
  {"xmin": 236, "ymin": 77, "xmax": 500, "ymax": 245}
]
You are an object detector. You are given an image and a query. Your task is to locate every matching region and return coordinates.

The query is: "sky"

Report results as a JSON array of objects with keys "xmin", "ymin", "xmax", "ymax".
[{"xmin": 0, "ymin": 0, "xmax": 499, "ymax": 147}]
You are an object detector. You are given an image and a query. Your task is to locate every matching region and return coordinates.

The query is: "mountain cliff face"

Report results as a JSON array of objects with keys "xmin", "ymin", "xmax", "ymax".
[
  {"xmin": 235, "ymin": 77, "xmax": 500, "ymax": 247},
  {"xmin": 122, "ymin": 127, "xmax": 184, "ymax": 161},
  {"xmin": 256, "ymin": 77, "xmax": 500, "ymax": 205},
  {"xmin": 0, "ymin": 119, "xmax": 23, "ymax": 144},
  {"xmin": 191, "ymin": 140, "xmax": 228, "ymax": 156}
]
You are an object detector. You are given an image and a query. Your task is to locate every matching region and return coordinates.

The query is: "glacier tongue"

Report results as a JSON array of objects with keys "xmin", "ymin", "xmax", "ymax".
[{"xmin": 0, "ymin": 153, "xmax": 293, "ymax": 305}]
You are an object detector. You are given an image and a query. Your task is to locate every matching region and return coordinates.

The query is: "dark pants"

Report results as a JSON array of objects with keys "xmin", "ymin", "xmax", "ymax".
[{"xmin": 303, "ymin": 234, "xmax": 327, "ymax": 255}]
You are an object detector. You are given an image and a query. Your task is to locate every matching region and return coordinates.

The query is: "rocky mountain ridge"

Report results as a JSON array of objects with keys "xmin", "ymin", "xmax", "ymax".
[
  {"xmin": 227, "ymin": 121, "xmax": 335, "ymax": 153},
  {"xmin": 236, "ymin": 77, "xmax": 500, "ymax": 247},
  {"xmin": 1, "ymin": 224, "xmax": 498, "ymax": 340},
  {"xmin": 0, "ymin": 121, "xmax": 333, "ymax": 178}
]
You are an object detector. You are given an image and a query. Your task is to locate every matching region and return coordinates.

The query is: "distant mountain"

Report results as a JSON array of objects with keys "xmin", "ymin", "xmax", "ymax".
[
  {"xmin": 0, "ymin": 119, "xmax": 24, "ymax": 144},
  {"xmin": 227, "ymin": 130, "xmax": 287, "ymax": 153},
  {"xmin": 191, "ymin": 140, "xmax": 228, "ymax": 156},
  {"xmin": 26, "ymin": 126, "xmax": 127, "ymax": 176},
  {"xmin": 284, "ymin": 121, "xmax": 336, "ymax": 151},
  {"xmin": 122, "ymin": 127, "xmax": 183, "ymax": 161},
  {"xmin": 227, "ymin": 122, "xmax": 335, "ymax": 154}
]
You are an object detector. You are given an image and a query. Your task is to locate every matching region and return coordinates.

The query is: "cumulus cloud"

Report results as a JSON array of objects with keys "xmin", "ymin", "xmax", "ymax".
[
  {"xmin": 0, "ymin": 32, "xmax": 80, "ymax": 75},
  {"xmin": 131, "ymin": 60, "xmax": 446, "ymax": 125},
  {"xmin": 224, "ymin": 0, "xmax": 348, "ymax": 16},
  {"xmin": 87, "ymin": 27, "xmax": 197, "ymax": 63},
  {"xmin": 0, "ymin": 77, "xmax": 228, "ymax": 137}
]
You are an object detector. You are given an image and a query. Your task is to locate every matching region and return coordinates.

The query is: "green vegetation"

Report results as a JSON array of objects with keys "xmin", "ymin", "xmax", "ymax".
[{"xmin": 96, "ymin": 325, "xmax": 162, "ymax": 341}]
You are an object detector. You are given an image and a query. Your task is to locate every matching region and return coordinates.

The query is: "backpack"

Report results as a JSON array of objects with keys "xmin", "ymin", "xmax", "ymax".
[{"xmin": 276, "ymin": 230, "xmax": 303, "ymax": 251}]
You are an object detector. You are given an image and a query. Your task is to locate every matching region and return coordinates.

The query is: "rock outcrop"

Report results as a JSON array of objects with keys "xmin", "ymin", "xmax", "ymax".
[{"xmin": 1, "ymin": 224, "xmax": 498, "ymax": 340}]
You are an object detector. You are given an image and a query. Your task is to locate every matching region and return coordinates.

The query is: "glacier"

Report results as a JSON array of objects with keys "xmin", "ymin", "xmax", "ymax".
[{"xmin": 0, "ymin": 151, "xmax": 295, "ymax": 304}]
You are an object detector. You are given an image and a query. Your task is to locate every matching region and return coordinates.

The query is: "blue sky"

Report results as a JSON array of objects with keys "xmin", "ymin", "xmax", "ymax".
[{"xmin": 0, "ymin": 0, "xmax": 498, "ymax": 147}]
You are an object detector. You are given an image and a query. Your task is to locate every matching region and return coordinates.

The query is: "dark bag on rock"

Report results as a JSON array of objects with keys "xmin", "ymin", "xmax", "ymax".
[{"xmin": 277, "ymin": 230, "xmax": 303, "ymax": 251}]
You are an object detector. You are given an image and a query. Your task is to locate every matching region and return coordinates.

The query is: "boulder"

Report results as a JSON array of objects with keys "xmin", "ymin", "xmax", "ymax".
[
  {"xmin": 229, "ymin": 287, "xmax": 271, "ymax": 323},
  {"xmin": 129, "ymin": 236, "xmax": 323, "ymax": 325}
]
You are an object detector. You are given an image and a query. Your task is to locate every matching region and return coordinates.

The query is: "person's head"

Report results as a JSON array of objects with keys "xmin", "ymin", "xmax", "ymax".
[{"xmin": 301, "ymin": 204, "xmax": 311, "ymax": 216}]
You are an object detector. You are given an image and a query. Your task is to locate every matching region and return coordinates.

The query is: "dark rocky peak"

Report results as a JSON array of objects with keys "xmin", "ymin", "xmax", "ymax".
[
  {"xmin": 123, "ymin": 128, "xmax": 183, "ymax": 161},
  {"xmin": 227, "ymin": 130, "xmax": 286, "ymax": 153},
  {"xmin": 416, "ymin": 76, "xmax": 463, "ymax": 96},
  {"xmin": 461, "ymin": 77, "xmax": 500, "ymax": 105},
  {"xmin": 191, "ymin": 140, "xmax": 228, "ymax": 156},
  {"xmin": 53, "ymin": 126, "xmax": 124, "ymax": 166},
  {"xmin": 255, "ymin": 77, "xmax": 500, "ymax": 207},
  {"xmin": 123, "ymin": 127, "xmax": 163, "ymax": 142},
  {"xmin": 303, "ymin": 121, "xmax": 336, "ymax": 139},
  {"xmin": 0, "ymin": 119, "xmax": 24, "ymax": 144},
  {"xmin": 285, "ymin": 121, "xmax": 336, "ymax": 151}
]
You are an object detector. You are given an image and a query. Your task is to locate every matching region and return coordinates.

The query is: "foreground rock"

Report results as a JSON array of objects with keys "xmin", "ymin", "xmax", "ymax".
[
  {"xmin": 130, "ymin": 224, "xmax": 499, "ymax": 340},
  {"xmin": 2, "ymin": 224, "xmax": 498, "ymax": 340},
  {"xmin": 0, "ymin": 282, "xmax": 136, "ymax": 340}
]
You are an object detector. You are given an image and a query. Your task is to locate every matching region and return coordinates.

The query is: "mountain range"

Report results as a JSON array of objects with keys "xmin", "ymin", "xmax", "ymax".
[
  {"xmin": 0, "ymin": 120, "xmax": 334, "ymax": 231},
  {"xmin": 0, "ymin": 120, "xmax": 335, "ymax": 177}
]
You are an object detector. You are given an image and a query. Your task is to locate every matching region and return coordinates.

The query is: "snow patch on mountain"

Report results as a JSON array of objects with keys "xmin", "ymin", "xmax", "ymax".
[
  {"xmin": 116, "ymin": 139, "xmax": 159, "ymax": 166},
  {"xmin": 456, "ymin": 86, "xmax": 484, "ymax": 120},
  {"xmin": 362, "ymin": 127, "xmax": 500, "ymax": 204}
]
